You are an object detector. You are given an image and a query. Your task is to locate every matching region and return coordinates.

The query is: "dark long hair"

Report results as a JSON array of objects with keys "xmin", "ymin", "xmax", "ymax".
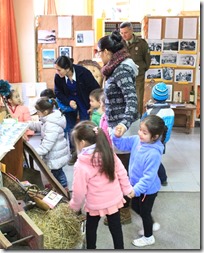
[
  {"xmin": 98, "ymin": 30, "xmax": 124, "ymax": 54},
  {"xmin": 71, "ymin": 120, "xmax": 115, "ymax": 181},
  {"xmin": 141, "ymin": 115, "xmax": 168, "ymax": 143},
  {"xmin": 54, "ymin": 55, "xmax": 73, "ymax": 72}
]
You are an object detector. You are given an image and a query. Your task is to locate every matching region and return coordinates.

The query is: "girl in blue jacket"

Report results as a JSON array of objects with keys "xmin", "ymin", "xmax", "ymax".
[{"xmin": 112, "ymin": 115, "xmax": 167, "ymax": 247}]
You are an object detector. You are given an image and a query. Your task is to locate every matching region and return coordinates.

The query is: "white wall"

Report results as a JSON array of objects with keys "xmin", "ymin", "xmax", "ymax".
[{"xmin": 13, "ymin": 0, "xmax": 200, "ymax": 83}]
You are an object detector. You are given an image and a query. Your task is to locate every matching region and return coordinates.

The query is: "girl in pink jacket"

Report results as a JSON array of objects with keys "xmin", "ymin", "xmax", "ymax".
[
  {"xmin": 69, "ymin": 120, "xmax": 133, "ymax": 249},
  {"xmin": 6, "ymin": 89, "xmax": 34, "ymax": 139}
]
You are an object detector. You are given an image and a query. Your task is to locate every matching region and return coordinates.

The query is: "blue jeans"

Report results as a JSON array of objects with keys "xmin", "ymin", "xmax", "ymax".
[{"xmin": 51, "ymin": 168, "xmax": 68, "ymax": 188}]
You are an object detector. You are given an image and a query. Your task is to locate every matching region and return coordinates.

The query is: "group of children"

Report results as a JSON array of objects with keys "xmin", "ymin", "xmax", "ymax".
[{"xmin": 5, "ymin": 82, "xmax": 174, "ymax": 249}]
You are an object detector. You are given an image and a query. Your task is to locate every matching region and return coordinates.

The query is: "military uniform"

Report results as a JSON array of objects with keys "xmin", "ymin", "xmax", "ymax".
[{"xmin": 125, "ymin": 34, "xmax": 151, "ymax": 116}]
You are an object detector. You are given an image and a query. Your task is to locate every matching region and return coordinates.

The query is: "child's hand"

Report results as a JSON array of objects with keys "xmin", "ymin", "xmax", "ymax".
[
  {"xmin": 114, "ymin": 124, "xmax": 126, "ymax": 137},
  {"xmin": 23, "ymin": 134, "xmax": 29, "ymax": 141},
  {"xmin": 127, "ymin": 190, "xmax": 135, "ymax": 199},
  {"xmin": 70, "ymin": 100, "xmax": 77, "ymax": 109}
]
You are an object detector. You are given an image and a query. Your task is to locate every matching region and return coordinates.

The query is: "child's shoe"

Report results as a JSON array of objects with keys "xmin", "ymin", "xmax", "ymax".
[{"xmin": 132, "ymin": 235, "xmax": 155, "ymax": 247}]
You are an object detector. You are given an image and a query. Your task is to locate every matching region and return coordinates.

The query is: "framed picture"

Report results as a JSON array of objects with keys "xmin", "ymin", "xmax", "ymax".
[
  {"xmin": 173, "ymin": 91, "xmax": 182, "ymax": 103},
  {"xmin": 75, "ymin": 30, "xmax": 94, "ymax": 47},
  {"xmin": 59, "ymin": 46, "xmax": 72, "ymax": 58},
  {"xmin": 162, "ymin": 67, "xmax": 173, "ymax": 81},
  {"xmin": 179, "ymin": 39, "xmax": 197, "ymax": 52},
  {"xmin": 161, "ymin": 52, "xmax": 177, "ymax": 65},
  {"xmin": 38, "ymin": 30, "xmax": 56, "ymax": 44},
  {"xmin": 177, "ymin": 54, "xmax": 197, "ymax": 67},
  {"xmin": 147, "ymin": 39, "xmax": 162, "ymax": 52},
  {"xmin": 166, "ymin": 84, "xmax": 173, "ymax": 102},
  {"xmin": 42, "ymin": 49, "xmax": 55, "ymax": 68},
  {"xmin": 163, "ymin": 39, "xmax": 179, "ymax": 51},
  {"xmin": 145, "ymin": 68, "xmax": 163, "ymax": 80},
  {"xmin": 150, "ymin": 54, "xmax": 161, "ymax": 66},
  {"xmin": 174, "ymin": 69, "xmax": 193, "ymax": 82}
]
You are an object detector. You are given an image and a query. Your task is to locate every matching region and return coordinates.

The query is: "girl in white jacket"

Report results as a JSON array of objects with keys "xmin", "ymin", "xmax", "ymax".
[{"xmin": 29, "ymin": 97, "xmax": 69, "ymax": 190}]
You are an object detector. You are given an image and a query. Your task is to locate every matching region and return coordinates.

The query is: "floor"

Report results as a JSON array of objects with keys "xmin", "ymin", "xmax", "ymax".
[{"xmin": 26, "ymin": 125, "xmax": 200, "ymax": 250}]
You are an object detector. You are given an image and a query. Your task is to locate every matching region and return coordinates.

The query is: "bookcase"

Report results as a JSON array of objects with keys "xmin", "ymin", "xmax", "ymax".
[
  {"xmin": 142, "ymin": 15, "xmax": 199, "ymax": 111},
  {"xmin": 96, "ymin": 19, "xmax": 141, "ymax": 42}
]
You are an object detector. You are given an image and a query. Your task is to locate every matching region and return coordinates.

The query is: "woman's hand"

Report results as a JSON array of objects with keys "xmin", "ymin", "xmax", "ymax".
[
  {"xmin": 70, "ymin": 100, "xmax": 77, "ymax": 109},
  {"xmin": 114, "ymin": 124, "xmax": 126, "ymax": 137}
]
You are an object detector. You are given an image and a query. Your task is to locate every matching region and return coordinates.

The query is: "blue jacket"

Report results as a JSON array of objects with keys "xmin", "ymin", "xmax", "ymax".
[
  {"xmin": 54, "ymin": 64, "xmax": 100, "ymax": 110},
  {"xmin": 141, "ymin": 102, "xmax": 175, "ymax": 143},
  {"xmin": 112, "ymin": 135, "xmax": 163, "ymax": 196}
]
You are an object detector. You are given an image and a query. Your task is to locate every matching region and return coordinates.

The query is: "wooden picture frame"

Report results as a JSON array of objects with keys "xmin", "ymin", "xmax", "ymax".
[
  {"xmin": 58, "ymin": 46, "xmax": 72, "ymax": 58},
  {"xmin": 166, "ymin": 84, "xmax": 173, "ymax": 102},
  {"xmin": 42, "ymin": 49, "xmax": 55, "ymax": 68}
]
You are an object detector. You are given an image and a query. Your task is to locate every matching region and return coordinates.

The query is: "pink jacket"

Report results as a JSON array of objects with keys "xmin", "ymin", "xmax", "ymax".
[
  {"xmin": 8, "ymin": 105, "xmax": 34, "ymax": 136},
  {"xmin": 69, "ymin": 152, "xmax": 132, "ymax": 212},
  {"xmin": 100, "ymin": 113, "xmax": 112, "ymax": 145}
]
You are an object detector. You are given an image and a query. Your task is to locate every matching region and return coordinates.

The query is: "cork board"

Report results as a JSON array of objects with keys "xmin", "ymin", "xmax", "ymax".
[{"xmin": 36, "ymin": 15, "xmax": 94, "ymax": 88}]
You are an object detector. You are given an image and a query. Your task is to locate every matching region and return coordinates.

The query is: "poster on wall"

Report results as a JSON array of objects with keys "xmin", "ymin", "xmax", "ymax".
[
  {"xmin": 177, "ymin": 54, "xmax": 197, "ymax": 68},
  {"xmin": 58, "ymin": 16, "xmax": 72, "ymax": 38},
  {"xmin": 75, "ymin": 30, "xmax": 94, "ymax": 46},
  {"xmin": 174, "ymin": 69, "xmax": 193, "ymax": 83},
  {"xmin": 42, "ymin": 49, "xmax": 55, "ymax": 68},
  {"xmin": 58, "ymin": 46, "xmax": 72, "ymax": 58},
  {"xmin": 38, "ymin": 30, "xmax": 56, "ymax": 43}
]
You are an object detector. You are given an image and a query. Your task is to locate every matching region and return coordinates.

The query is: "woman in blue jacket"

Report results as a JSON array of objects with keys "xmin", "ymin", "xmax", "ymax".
[{"xmin": 54, "ymin": 56, "xmax": 100, "ymax": 164}]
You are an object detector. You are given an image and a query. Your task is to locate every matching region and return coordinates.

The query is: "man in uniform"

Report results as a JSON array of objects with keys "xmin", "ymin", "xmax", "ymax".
[{"xmin": 120, "ymin": 22, "xmax": 151, "ymax": 116}]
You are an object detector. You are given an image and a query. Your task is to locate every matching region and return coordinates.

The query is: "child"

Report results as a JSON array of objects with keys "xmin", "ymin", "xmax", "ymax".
[
  {"xmin": 28, "ymin": 97, "xmax": 69, "ymax": 191},
  {"xmin": 112, "ymin": 115, "xmax": 167, "ymax": 247},
  {"xmin": 40, "ymin": 88, "xmax": 77, "ymax": 113},
  {"xmin": 5, "ymin": 89, "xmax": 34, "ymax": 140},
  {"xmin": 142, "ymin": 82, "xmax": 175, "ymax": 186},
  {"xmin": 89, "ymin": 88, "xmax": 103, "ymax": 126},
  {"xmin": 99, "ymin": 93, "xmax": 112, "ymax": 145},
  {"xmin": 69, "ymin": 120, "xmax": 133, "ymax": 249}
]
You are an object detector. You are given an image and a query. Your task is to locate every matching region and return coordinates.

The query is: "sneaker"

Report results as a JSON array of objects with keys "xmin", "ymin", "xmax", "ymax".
[
  {"xmin": 132, "ymin": 235, "xmax": 155, "ymax": 247},
  {"xmin": 138, "ymin": 222, "xmax": 160, "ymax": 236}
]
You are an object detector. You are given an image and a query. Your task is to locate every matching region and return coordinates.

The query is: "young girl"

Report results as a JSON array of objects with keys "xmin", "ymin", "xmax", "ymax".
[
  {"xmin": 6, "ymin": 89, "xmax": 34, "ymax": 139},
  {"xmin": 69, "ymin": 120, "xmax": 133, "ymax": 249},
  {"xmin": 28, "ymin": 97, "xmax": 69, "ymax": 191},
  {"xmin": 112, "ymin": 115, "xmax": 167, "ymax": 247},
  {"xmin": 89, "ymin": 88, "xmax": 103, "ymax": 126}
]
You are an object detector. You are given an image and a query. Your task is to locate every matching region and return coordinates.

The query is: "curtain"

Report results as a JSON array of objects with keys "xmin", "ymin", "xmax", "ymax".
[
  {"xmin": 44, "ymin": 0, "xmax": 57, "ymax": 15},
  {"xmin": 0, "ymin": 0, "xmax": 21, "ymax": 82}
]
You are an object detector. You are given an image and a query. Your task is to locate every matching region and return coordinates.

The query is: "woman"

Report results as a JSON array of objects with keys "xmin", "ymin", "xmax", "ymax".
[
  {"xmin": 97, "ymin": 30, "xmax": 139, "ymax": 224},
  {"xmin": 54, "ymin": 56, "xmax": 100, "ymax": 164}
]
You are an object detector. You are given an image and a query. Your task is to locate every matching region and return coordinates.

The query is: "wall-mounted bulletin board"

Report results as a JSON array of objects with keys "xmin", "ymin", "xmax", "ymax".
[
  {"xmin": 142, "ymin": 15, "xmax": 199, "ymax": 106},
  {"xmin": 36, "ymin": 15, "xmax": 94, "ymax": 88}
]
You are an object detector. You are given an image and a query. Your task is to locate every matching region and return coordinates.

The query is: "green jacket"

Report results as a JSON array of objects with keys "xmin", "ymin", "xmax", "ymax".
[{"xmin": 125, "ymin": 34, "xmax": 151, "ymax": 77}]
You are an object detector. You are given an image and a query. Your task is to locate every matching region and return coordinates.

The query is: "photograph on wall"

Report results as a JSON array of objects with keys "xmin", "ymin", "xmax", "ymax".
[
  {"xmin": 42, "ymin": 49, "xmax": 55, "ymax": 68},
  {"xmin": 145, "ymin": 68, "xmax": 162, "ymax": 80},
  {"xmin": 166, "ymin": 84, "xmax": 173, "ymax": 102},
  {"xmin": 147, "ymin": 39, "xmax": 162, "ymax": 52},
  {"xmin": 174, "ymin": 69, "xmax": 193, "ymax": 82},
  {"xmin": 177, "ymin": 54, "xmax": 197, "ymax": 67},
  {"xmin": 150, "ymin": 54, "xmax": 161, "ymax": 66},
  {"xmin": 173, "ymin": 91, "xmax": 182, "ymax": 103},
  {"xmin": 179, "ymin": 40, "xmax": 197, "ymax": 52},
  {"xmin": 161, "ymin": 53, "xmax": 177, "ymax": 65},
  {"xmin": 59, "ymin": 46, "xmax": 72, "ymax": 58},
  {"xmin": 162, "ymin": 67, "xmax": 173, "ymax": 81},
  {"xmin": 38, "ymin": 30, "xmax": 56, "ymax": 44},
  {"xmin": 75, "ymin": 30, "xmax": 94, "ymax": 46},
  {"xmin": 163, "ymin": 39, "xmax": 179, "ymax": 51}
]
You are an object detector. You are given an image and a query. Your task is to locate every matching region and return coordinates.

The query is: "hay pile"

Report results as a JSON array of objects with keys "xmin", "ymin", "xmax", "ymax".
[{"xmin": 26, "ymin": 203, "xmax": 83, "ymax": 249}]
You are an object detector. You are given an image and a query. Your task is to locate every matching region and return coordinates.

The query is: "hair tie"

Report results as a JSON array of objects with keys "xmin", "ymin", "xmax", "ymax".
[
  {"xmin": 48, "ymin": 98, "xmax": 52, "ymax": 104},
  {"xmin": 93, "ymin": 127, "xmax": 98, "ymax": 135}
]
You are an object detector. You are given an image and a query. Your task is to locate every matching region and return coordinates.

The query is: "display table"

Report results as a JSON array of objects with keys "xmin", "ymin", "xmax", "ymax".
[
  {"xmin": 170, "ymin": 103, "xmax": 196, "ymax": 134},
  {"xmin": 0, "ymin": 122, "xmax": 28, "ymax": 180}
]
